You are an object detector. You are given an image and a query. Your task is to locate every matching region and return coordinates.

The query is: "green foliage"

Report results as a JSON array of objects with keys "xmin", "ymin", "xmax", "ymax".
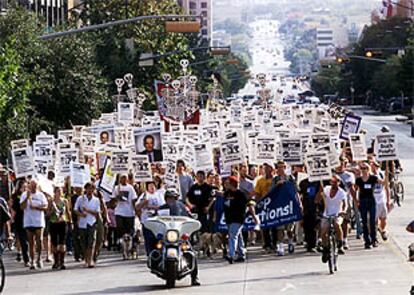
[{"xmin": 0, "ymin": 42, "xmax": 31, "ymax": 158}]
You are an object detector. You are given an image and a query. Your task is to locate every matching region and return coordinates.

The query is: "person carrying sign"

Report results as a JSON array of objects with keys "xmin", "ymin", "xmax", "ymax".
[
  {"xmin": 270, "ymin": 161, "xmax": 299, "ymax": 256},
  {"xmin": 254, "ymin": 163, "xmax": 275, "ymax": 253}
]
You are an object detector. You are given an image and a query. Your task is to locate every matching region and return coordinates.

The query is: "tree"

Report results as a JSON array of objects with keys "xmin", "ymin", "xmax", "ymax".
[
  {"xmin": 371, "ymin": 55, "xmax": 402, "ymax": 99},
  {"xmin": 78, "ymin": 0, "xmax": 196, "ymax": 110},
  {"xmin": 0, "ymin": 42, "xmax": 31, "ymax": 159}
]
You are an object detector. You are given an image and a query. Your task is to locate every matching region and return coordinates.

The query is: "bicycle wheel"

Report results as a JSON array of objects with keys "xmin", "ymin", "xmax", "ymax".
[
  {"xmin": 333, "ymin": 239, "xmax": 338, "ymax": 272},
  {"xmin": 0, "ymin": 257, "xmax": 5, "ymax": 293},
  {"xmin": 328, "ymin": 234, "xmax": 335, "ymax": 274}
]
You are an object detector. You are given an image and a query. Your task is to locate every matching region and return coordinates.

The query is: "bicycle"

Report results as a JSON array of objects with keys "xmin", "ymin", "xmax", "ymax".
[
  {"xmin": 323, "ymin": 215, "xmax": 339, "ymax": 275},
  {"xmin": 390, "ymin": 171, "xmax": 404, "ymax": 207}
]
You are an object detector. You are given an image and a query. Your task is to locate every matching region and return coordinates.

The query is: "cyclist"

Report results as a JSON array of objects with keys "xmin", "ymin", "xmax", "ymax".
[{"xmin": 315, "ymin": 175, "xmax": 347, "ymax": 263}]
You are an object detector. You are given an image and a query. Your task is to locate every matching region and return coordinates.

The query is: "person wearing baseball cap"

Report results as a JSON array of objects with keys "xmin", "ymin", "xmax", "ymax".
[{"xmin": 158, "ymin": 188, "xmax": 191, "ymax": 217}]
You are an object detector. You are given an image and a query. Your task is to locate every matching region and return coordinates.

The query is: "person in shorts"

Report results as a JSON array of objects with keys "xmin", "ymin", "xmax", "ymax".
[{"xmin": 20, "ymin": 179, "xmax": 48, "ymax": 269}]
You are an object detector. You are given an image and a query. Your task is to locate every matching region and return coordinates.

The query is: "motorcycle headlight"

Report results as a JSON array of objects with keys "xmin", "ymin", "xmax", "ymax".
[{"xmin": 166, "ymin": 230, "xmax": 179, "ymax": 243}]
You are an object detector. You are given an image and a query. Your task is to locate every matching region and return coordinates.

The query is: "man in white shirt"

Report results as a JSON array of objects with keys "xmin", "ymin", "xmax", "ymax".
[
  {"xmin": 112, "ymin": 174, "xmax": 138, "ymax": 238},
  {"xmin": 20, "ymin": 179, "xmax": 48, "ymax": 270},
  {"xmin": 316, "ymin": 175, "xmax": 347, "ymax": 262},
  {"xmin": 74, "ymin": 182, "xmax": 101, "ymax": 268}
]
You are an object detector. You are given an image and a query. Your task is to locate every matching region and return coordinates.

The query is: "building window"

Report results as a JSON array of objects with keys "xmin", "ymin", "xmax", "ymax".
[
  {"xmin": 201, "ymin": 11, "xmax": 208, "ymax": 17},
  {"xmin": 201, "ymin": 2, "xmax": 207, "ymax": 9},
  {"xmin": 202, "ymin": 29, "xmax": 208, "ymax": 35},
  {"xmin": 189, "ymin": 1, "xmax": 196, "ymax": 9},
  {"xmin": 202, "ymin": 19, "xmax": 208, "ymax": 26}
]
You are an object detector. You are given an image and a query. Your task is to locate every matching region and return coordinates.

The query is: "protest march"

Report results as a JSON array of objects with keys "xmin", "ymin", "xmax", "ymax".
[{"xmin": 2, "ymin": 66, "xmax": 403, "ymax": 277}]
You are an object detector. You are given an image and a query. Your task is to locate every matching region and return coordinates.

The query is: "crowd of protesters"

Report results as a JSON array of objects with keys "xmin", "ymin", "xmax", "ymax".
[{"xmin": 0, "ymin": 126, "xmax": 405, "ymax": 271}]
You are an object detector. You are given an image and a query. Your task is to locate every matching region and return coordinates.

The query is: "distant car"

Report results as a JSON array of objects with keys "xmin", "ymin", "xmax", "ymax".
[
  {"xmin": 242, "ymin": 95, "xmax": 258, "ymax": 102},
  {"xmin": 282, "ymin": 96, "xmax": 297, "ymax": 104}
]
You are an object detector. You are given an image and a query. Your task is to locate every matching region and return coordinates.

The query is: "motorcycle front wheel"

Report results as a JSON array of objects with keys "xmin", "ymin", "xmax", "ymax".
[{"xmin": 165, "ymin": 260, "xmax": 177, "ymax": 288}]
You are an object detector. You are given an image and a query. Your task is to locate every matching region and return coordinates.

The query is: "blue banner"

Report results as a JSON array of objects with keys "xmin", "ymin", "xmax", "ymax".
[{"xmin": 215, "ymin": 182, "xmax": 303, "ymax": 232}]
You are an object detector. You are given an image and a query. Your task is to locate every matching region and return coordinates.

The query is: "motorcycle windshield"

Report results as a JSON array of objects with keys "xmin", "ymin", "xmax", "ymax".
[{"xmin": 143, "ymin": 216, "xmax": 201, "ymax": 237}]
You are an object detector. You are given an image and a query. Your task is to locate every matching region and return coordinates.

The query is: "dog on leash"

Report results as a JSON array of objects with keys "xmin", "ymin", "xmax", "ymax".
[{"xmin": 198, "ymin": 232, "xmax": 227, "ymax": 257}]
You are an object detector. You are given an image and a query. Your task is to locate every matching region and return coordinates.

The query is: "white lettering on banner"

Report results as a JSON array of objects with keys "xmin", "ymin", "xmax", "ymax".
[{"xmin": 375, "ymin": 133, "xmax": 398, "ymax": 161}]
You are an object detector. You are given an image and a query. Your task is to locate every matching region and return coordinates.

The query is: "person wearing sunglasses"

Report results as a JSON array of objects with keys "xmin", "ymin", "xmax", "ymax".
[{"xmin": 351, "ymin": 162, "xmax": 385, "ymax": 249}]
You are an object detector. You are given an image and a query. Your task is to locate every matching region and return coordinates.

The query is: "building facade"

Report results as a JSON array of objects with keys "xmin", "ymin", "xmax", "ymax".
[{"xmin": 179, "ymin": 0, "xmax": 212, "ymax": 43}]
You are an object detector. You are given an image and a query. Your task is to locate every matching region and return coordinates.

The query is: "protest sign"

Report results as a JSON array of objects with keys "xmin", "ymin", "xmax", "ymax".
[
  {"xmin": 131, "ymin": 155, "xmax": 152, "ymax": 182},
  {"xmin": 33, "ymin": 141, "xmax": 54, "ymax": 165},
  {"xmin": 253, "ymin": 135, "xmax": 278, "ymax": 165},
  {"xmin": 70, "ymin": 162, "xmax": 91, "ymax": 188},
  {"xmin": 304, "ymin": 151, "xmax": 332, "ymax": 182},
  {"xmin": 310, "ymin": 133, "xmax": 330, "ymax": 150},
  {"xmin": 11, "ymin": 139, "xmax": 29, "ymax": 150},
  {"xmin": 193, "ymin": 143, "xmax": 214, "ymax": 172},
  {"xmin": 220, "ymin": 131, "xmax": 244, "ymax": 167},
  {"xmin": 375, "ymin": 134, "xmax": 398, "ymax": 161},
  {"xmin": 117, "ymin": 102, "xmax": 135, "ymax": 125},
  {"xmin": 215, "ymin": 182, "xmax": 302, "ymax": 232},
  {"xmin": 34, "ymin": 159, "xmax": 50, "ymax": 176},
  {"xmin": 111, "ymin": 150, "xmax": 131, "ymax": 174},
  {"xmin": 349, "ymin": 133, "xmax": 368, "ymax": 162},
  {"xmin": 281, "ymin": 138, "xmax": 302, "ymax": 165},
  {"xmin": 133, "ymin": 126, "xmax": 163, "ymax": 162},
  {"xmin": 98, "ymin": 158, "xmax": 116, "ymax": 194},
  {"xmin": 12, "ymin": 147, "xmax": 34, "ymax": 178},
  {"xmin": 57, "ymin": 148, "xmax": 79, "ymax": 177},
  {"xmin": 339, "ymin": 114, "xmax": 361, "ymax": 140}
]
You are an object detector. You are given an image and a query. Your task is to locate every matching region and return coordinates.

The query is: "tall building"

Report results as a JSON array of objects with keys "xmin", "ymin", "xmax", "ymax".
[
  {"xmin": 179, "ymin": 0, "xmax": 212, "ymax": 43},
  {"xmin": 316, "ymin": 28, "xmax": 335, "ymax": 60},
  {"xmin": 0, "ymin": 0, "xmax": 71, "ymax": 28}
]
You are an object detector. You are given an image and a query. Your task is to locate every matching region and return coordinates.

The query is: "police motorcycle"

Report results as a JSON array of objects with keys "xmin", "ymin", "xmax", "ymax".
[{"xmin": 143, "ymin": 215, "xmax": 201, "ymax": 288}]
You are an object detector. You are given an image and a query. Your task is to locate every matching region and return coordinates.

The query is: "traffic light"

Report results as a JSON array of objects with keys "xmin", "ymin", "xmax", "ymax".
[{"xmin": 365, "ymin": 51, "xmax": 373, "ymax": 58}]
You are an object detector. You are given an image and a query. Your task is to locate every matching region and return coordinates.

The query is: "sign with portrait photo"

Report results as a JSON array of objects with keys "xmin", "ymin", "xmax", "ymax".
[
  {"xmin": 133, "ymin": 127, "xmax": 163, "ymax": 163},
  {"xmin": 304, "ymin": 151, "xmax": 332, "ymax": 182},
  {"xmin": 220, "ymin": 131, "xmax": 244, "ymax": 167},
  {"xmin": 339, "ymin": 114, "xmax": 361, "ymax": 140},
  {"xmin": 281, "ymin": 138, "xmax": 302, "ymax": 165},
  {"xmin": 349, "ymin": 133, "xmax": 368, "ymax": 162},
  {"xmin": 111, "ymin": 150, "xmax": 131, "ymax": 174}
]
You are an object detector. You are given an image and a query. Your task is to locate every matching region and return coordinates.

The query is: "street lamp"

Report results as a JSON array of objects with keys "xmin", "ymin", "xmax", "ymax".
[{"xmin": 365, "ymin": 51, "xmax": 373, "ymax": 58}]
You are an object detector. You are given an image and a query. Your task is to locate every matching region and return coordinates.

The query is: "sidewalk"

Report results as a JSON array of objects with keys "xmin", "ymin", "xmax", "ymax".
[{"xmin": 387, "ymin": 159, "xmax": 414, "ymax": 261}]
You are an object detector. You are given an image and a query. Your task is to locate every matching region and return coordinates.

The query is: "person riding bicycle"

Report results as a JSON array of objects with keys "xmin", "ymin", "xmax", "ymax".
[
  {"xmin": 315, "ymin": 175, "xmax": 348, "ymax": 263},
  {"xmin": 0, "ymin": 196, "xmax": 12, "ymax": 249}
]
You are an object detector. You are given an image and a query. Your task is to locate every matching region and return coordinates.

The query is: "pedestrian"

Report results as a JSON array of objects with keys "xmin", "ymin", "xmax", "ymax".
[
  {"xmin": 187, "ymin": 171, "xmax": 214, "ymax": 233},
  {"xmin": 74, "ymin": 182, "xmax": 101, "ymax": 268},
  {"xmin": 49, "ymin": 186, "xmax": 71, "ymax": 270},
  {"xmin": 11, "ymin": 180, "xmax": 30, "ymax": 267},
  {"xmin": 107, "ymin": 199, "xmax": 118, "ymax": 251},
  {"xmin": 112, "ymin": 174, "xmax": 138, "ymax": 239},
  {"xmin": 254, "ymin": 163, "xmax": 276, "ymax": 253},
  {"xmin": 70, "ymin": 187, "xmax": 83, "ymax": 261},
  {"xmin": 94, "ymin": 190, "xmax": 108, "ymax": 262},
  {"xmin": 370, "ymin": 161, "xmax": 391, "ymax": 241},
  {"xmin": 271, "ymin": 161, "xmax": 297, "ymax": 256},
  {"xmin": 20, "ymin": 179, "xmax": 48, "ymax": 269},
  {"xmin": 136, "ymin": 181, "xmax": 164, "ymax": 255},
  {"xmin": 351, "ymin": 162, "xmax": 385, "ymax": 249},
  {"xmin": 223, "ymin": 176, "xmax": 248, "ymax": 264},
  {"xmin": 176, "ymin": 160, "xmax": 194, "ymax": 203}
]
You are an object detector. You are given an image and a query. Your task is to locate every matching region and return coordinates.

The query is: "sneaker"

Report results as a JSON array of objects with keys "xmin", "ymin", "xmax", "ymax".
[
  {"xmin": 16, "ymin": 253, "xmax": 22, "ymax": 262},
  {"xmin": 30, "ymin": 262, "xmax": 36, "ymax": 270},
  {"xmin": 364, "ymin": 243, "xmax": 372, "ymax": 249},
  {"xmin": 24, "ymin": 262, "xmax": 30, "ymax": 267},
  {"xmin": 288, "ymin": 243, "xmax": 295, "ymax": 254},
  {"xmin": 338, "ymin": 247, "xmax": 345, "ymax": 255},
  {"xmin": 372, "ymin": 240, "xmax": 379, "ymax": 248},
  {"xmin": 52, "ymin": 263, "xmax": 59, "ymax": 270},
  {"xmin": 191, "ymin": 278, "xmax": 201, "ymax": 286},
  {"xmin": 36, "ymin": 260, "xmax": 43, "ymax": 269},
  {"xmin": 67, "ymin": 251, "xmax": 73, "ymax": 256},
  {"xmin": 60, "ymin": 264, "xmax": 66, "ymax": 270},
  {"xmin": 356, "ymin": 234, "xmax": 361, "ymax": 240},
  {"xmin": 277, "ymin": 244, "xmax": 285, "ymax": 256}
]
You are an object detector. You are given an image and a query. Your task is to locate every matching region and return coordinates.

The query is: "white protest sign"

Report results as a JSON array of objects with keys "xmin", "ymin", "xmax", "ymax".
[
  {"xmin": 193, "ymin": 142, "xmax": 214, "ymax": 172},
  {"xmin": 253, "ymin": 135, "xmax": 278, "ymax": 165},
  {"xmin": 349, "ymin": 133, "xmax": 368, "ymax": 162},
  {"xmin": 281, "ymin": 138, "xmax": 302, "ymax": 165},
  {"xmin": 117, "ymin": 102, "xmax": 135, "ymax": 125},
  {"xmin": 111, "ymin": 150, "xmax": 131, "ymax": 174},
  {"xmin": 375, "ymin": 133, "xmax": 398, "ymax": 161},
  {"xmin": 70, "ymin": 162, "xmax": 91, "ymax": 188},
  {"xmin": 57, "ymin": 148, "xmax": 79, "ymax": 176},
  {"xmin": 339, "ymin": 114, "xmax": 361, "ymax": 140},
  {"xmin": 33, "ymin": 141, "xmax": 54, "ymax": 165},
  {"xmin": 310, "ymin": 133, "xmax": 330, "ymax": 150},
  {"xmin": 131, "ymin": 155, "xmax": 152, "ymax": 183},
  {"xmin": 305, "ymin": 150, "xmax": 332, "ymax": 182},
  {"xmin": 221, "ymin": 131, "xmax": 244, "ymax": 167},
  {"xmin": 12, "ymin": 147, "xmax": 34, "ymax": 178},
  {"xmin": 11, "ymin": 139, "xmax": 29, "ymax": 150}
]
